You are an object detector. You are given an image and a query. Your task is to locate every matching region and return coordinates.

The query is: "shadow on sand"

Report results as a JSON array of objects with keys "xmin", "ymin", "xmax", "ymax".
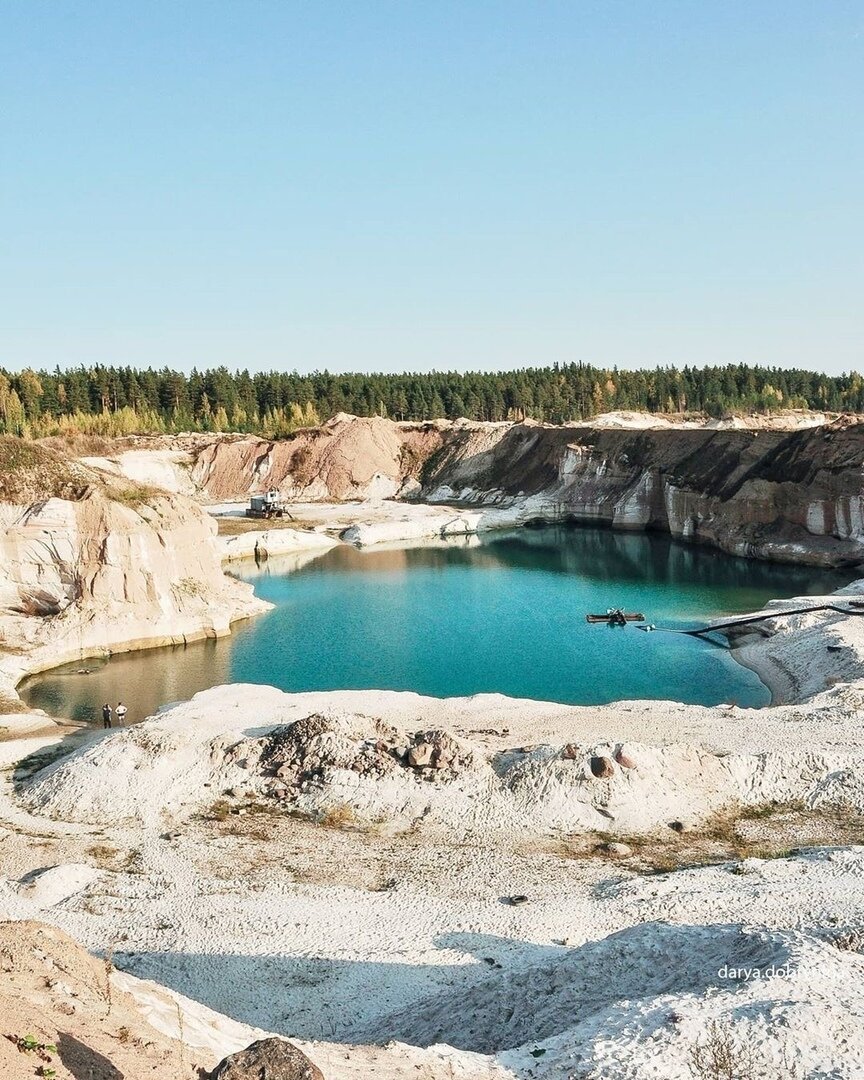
[
  {"xmin": 114, "ymin": 921, "xmax": 790, "ymax": 1061},
  {"xmin": 57, "ymin": 1032, "xmax": 124, "ymax": 1080}
]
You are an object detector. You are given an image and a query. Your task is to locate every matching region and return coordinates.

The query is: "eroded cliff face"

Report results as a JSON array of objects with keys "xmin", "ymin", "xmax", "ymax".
[
  {"xmin": 422, "ymin": 419, "xmax": 864, "ymax": 566},
  {"xmin": 190, "ymin": 413, "xmax": 447, "ymax": 501},
  {"xmin": 0, "ymin": 444, "xmax": 267, "ymax": 705},
  {"xmin": 186, "ymin": 415, "xmax": 864, "ymax": 567}
]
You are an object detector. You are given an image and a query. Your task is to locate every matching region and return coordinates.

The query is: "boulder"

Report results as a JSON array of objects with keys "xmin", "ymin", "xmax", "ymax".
[
  {"xmin": 432, "ymin": 746, "xmax": 453, "ymax": 768},
  {"xmin": 589, "ymin": 755, "xmax": 615, "ymax": 779},
  {"xmin": 407, "ymin": 729, "xmax": 473, "ymax": 772},
  {"xmin": 600, "ymin": 841, "xmax": 632, "ymax": 857},
  {"xmin": 614, "ymin": 746, "xmax": 638, "ymax": 769},
  {"xmin": 408, "ymin": 742, "xmax": 434, "ymax": 768},
  {"xmin": 208, "ymin": 1038, "xmax": 324, "ymax": 1080}
]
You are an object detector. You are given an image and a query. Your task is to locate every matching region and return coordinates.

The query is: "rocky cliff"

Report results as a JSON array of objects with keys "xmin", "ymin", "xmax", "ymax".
[
  {"xmin": 185, "ymin": 414, "xmax": 864, "ymax": 568},
  {"xmin": 0, "ymin": 438, "xmax": 267, "ymax": 706},
  {"xmin": 421, "ymin": 418, "xmax": 864, "ymax": 566}
]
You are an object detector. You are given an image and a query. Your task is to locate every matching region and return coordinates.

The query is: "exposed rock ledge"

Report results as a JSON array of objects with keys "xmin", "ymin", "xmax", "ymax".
[
  {"xmin": 185, "ymin": 414, "xmax": 864, "ymax": 568},
  {"xmin": 218, "ymin": 527, "xmax": 339, "ymax": 563},
  {"xmin": 0, "ymin": 444, "xmax": 269, "ymax": 708}
]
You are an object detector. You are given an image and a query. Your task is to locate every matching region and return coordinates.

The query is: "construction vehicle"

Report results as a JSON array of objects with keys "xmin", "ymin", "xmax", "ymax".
[{"xmin": 245, "ymin": 489, "xmax": 288, "ymax": 519}]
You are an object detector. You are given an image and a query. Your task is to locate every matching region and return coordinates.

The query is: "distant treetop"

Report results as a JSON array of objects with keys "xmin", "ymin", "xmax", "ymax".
[{"xmin": 0, "ymin": 362, "xmax": 858, "ymax": 439}]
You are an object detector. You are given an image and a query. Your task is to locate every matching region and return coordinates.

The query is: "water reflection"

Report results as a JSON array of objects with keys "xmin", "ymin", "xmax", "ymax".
[
  {"xmin": 251, "ymin": 525, "xmax": 846, "ymax": 607},
  {"xmin": 21, "ymin": 636, "xmax": 236, "ymax": 727}
]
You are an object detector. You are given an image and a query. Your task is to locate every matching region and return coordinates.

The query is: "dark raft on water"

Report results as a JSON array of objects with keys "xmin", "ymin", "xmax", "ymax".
[{"xmin": 586, "ymin": 608, "xmax": 646, "ymax": 625}]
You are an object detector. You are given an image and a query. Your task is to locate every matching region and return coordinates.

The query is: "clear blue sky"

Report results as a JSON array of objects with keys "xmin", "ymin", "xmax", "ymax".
[{"xmin": 1, "ymin": 1, "xmax": 862, "ymax": 375}]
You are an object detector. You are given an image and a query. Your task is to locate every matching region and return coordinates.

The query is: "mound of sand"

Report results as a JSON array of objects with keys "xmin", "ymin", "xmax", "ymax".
[
  {"xmin": 15, "ymin": 863, "xmax": 101, "ymax": 907},
  {"xmin": 20, "ymin": 686, "xmax": 864, "ymax": 836},
  {"xmin": 190, "ymin": 416, "xmax": 444, "ymax": 502},
  {"xmin": 0, "ymin": 920, "xmax": 204, "ymax": 1080},
  {"xmin": 0, "ymin": 913, "xmax": 504, "ymax": 1080},
  {"xmin": 359, "ymin": 919, "xmax": 864, "ymax": 1070}
]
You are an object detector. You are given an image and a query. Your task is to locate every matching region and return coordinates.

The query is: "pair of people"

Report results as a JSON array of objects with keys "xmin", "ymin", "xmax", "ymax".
[{"xmin": 101, "ymin": 701, "xmax": 127, "ymax": 729}]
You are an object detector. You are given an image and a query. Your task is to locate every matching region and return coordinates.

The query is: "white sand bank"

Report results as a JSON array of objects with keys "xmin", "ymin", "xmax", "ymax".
[
  {"xmin": 4, "ymin": 671, "xmax": 864, "ymax": 1075},
  {"xmin": 218, "ymin": 527, "xmax": 339, "ymax": 563},
  {"xmin": 16, "ymin": 684, "xmax": 864, "ymax": 834}
]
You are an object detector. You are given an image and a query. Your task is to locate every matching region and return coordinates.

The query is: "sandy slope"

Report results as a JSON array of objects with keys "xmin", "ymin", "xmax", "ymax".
[
  {"xmin": 5, "ymin": 636, "xmax": 864, "ymax": 1076},
  {"xmin": 0, "ymin": 920, "xmax": 203, "ymax": 1080}
]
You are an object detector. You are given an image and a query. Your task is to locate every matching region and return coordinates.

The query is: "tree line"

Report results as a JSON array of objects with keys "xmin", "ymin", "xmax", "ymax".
[{"xmin": 0, "ymin": 362, "xmax": 861, "ymax": 438}]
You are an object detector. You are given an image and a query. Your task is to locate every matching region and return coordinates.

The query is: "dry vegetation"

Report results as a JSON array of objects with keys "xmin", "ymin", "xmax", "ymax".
[
  {"xmin": 0, "ymin": 435, "xmax": 159, "ymax": 510},
  {"xmin": 686, "ymin": 1020, "xmax": 803, "ymax": 1080},
  {"xmin": 197, "ymin": 794, "xmax": 864, "ymax": 890},
  {"xmin": 567, "ymin": 800, "xmax": 864, "ymax": 873},
  {"xmin": 318, "ymin": 803, "xmax": 359, "ymax": 830},
  {"xmin": 108, "ymin": 483, "xmax": 160, "ymax": 508},
  {"xmin": 0, "ymin": 437, "xmax": 91, "ymax": 503}
]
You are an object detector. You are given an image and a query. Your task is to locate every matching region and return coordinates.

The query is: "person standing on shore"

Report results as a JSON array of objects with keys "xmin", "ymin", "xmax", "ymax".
[
  {"xmin": 101, "ymin": 703, "xmax": 112, "ymax": 729},
  {"xmin": 116, "ymin": 701, "xmax": 128, "ymax": 725}
]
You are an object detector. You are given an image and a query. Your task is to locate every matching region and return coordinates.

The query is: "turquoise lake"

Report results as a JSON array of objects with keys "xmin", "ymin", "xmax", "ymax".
[{"xmin": 20, "ymin": 526, "xmax": 852, "ymax": 724}]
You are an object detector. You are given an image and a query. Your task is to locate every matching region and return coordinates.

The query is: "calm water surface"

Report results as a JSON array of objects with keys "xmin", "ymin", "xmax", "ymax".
[{"xmin": 20, "ymin": 526, "xmax": 853, "ymax": 724}]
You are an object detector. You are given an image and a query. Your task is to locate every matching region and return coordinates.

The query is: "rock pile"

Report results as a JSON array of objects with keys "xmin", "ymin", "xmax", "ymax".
[
  {"xmin": 244, "ymin": 716, "xmax": 480, "ymax": 803},
  {"xmin": 405, "ymin": 729, "xmax": 475, "ymax": 773},
  {"xmin": 256, "ymin": 714, "xmax": 401, "ymax": 795},
  {"xmin": 560, "ymin": 743, "xmax": 638, "ymax": 777}
]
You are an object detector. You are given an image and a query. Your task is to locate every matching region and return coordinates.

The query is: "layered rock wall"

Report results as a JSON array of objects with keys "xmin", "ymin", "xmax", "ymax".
[
  {"xmin": 422, "ymin": 421, "xmax": 864, "ymax": 565},
  {"xmin": 0, "ymin": 451, "xmax": 268, "ymax": 705},
  {"xmin": 187, "ymin": 415, "xmax": 864, "ymax": 567}
]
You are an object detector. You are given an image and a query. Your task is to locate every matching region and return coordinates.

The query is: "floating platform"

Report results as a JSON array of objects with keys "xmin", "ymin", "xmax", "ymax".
[{"xmin": 586, "ymin": 612, "xmax": 645, "ymax": 624}]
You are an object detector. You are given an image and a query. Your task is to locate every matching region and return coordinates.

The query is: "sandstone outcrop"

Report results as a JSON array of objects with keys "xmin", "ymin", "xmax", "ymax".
[
  {"xmin": 190, "ymin": 413, "xmax": 446, "ymax": 502},
  {"xmin": 0, "ymin": 443, "xmax": 268, "ymax": 706},
  {"xmin": 420, "ymin": 417, "xmax": 864, "ymax": 567},
  {"xmin": 218, "ymin": 527, "xmax": 338, "ymax": 563}
]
